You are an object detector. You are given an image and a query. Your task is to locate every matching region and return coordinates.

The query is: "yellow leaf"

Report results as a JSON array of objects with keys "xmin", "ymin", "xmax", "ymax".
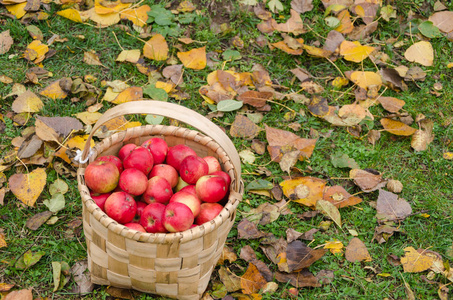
[
  {"xmin": 89, "ymin": 8, "xmax": 120, "ymax": 27},
  {"xmin": 177, "ymin": 46, "xmax": 206, "ymax": 70},
  {"xmin": 331, "ymin": 77, "xmax": 349, "ymax": 88},
  {"xmin": 280, "ymin": 177, "xmax": 326, "ymax": 208},
  {"xmin": 102, "ymin": 87, "xmax": 119, "ymax": 101},
  {"xmin": 74, "ymin": 111, "xmax": 102, "ymax": 125},
  {"xmin": 12, "ymin": 90, "xmax": 44, "ymax": 113},
  {"xmin": 404, "ymin": 41, "xmax": 434, "ymax": 67},
  {"xmin": 143, "ymin": 34, "xmax": 168, "ymax": 61},
  {"xmin": 55, "ymin": 135, "xmax": 95, "ymax": 164},
  {"xmin": 324, "ymin": 240, "xmax": 344, "ymax": 255},
  {"xmin": 24, "ymin": 40, "xmax": 49, "ymax": 64},
  {"xmin": 447, "ymin": 63, "xmax": 453, "ymax": 68},
  {"xmin": 443, "ymin": 152, "xmax": 453, "ymax": 160},
  {"xmin": 0, "ymin": 233, "xmax": 7, "ymax": 248},
  {"xmin": 111, "ymin": 86, "xmax": 143, "ymax": 104},
  {"xmin": 271, "ymin": 41, "xmax": 303, "ymax": 55},
  {"xmin": 40, "ymin": 80, "xmax": 68, "ymax": 100},
  {"xmin": 94, "ymin": 0, "xmax": 130, "ymax": 15},
  {"xmin": 177, "ymin": 0, "xmax": 196, "ymax": 12},
  {"xmin": 57, "ymin": 8, "xmax": 83, "ymax": 23},
  {"xmin": 241, "ymin": 263, "xmax": 267, "ymax": 294},
  {"xmin": 8, "ymin": 168, "xmax": 47, "ymax": 206},
  {"xmin": 302, "ymin": 44, "xmax": 332, "ymax": 58},
  {"xmin": 120, "ymin": 4, "xmax": 150, "ymax": 27},
  {"xmin": 335, "ymin": 10, "xmax": 353, "ymax": 34},
  {"xmin": 83, "ymin": 50, "xmax": 104, "ymax": 66},
  {"xmin": 116, "ymin": 49, "xmax": 141, "ymax": 63},
  {"xmin": 340, "ymin": 40, "xmax": 375, "ymax": 63},
  {"xmin": 155, "ymin": 81, "xmax": 174, "ymax": 93},
  {"xmin": 380, "ymin": 118, "xmax": 417, "ymax": 136},
  {"xmin": 5, "ymin": 2, "xmax": 27, "ymax": 19},
  {"xmin": 377, "ymin": 273, "xmax": 392, "ymax": 277},
  {"xmin": 273, "ymin": 9, "xmax": 305, "ymax": 35},
  {"xmin": 350, "ymin": 71, "xmax": 382, "ymax": 89},
  {"xmin": 401, "ymin": 247, "xmax": 434, "ymax": 273}
]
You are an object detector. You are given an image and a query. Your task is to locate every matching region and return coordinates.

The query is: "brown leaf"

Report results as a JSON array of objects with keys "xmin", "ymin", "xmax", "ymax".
[
  {"xmin": 345, "ymin": 238, "xmax": 372, "ymax": 262},
  {"xmin": 17, "ymin": 134, "xmax": 42, "ymax": 159},
  {"xmin": 279, "ymin": 150, "xmax": 300, "ymax": 174},
  {"xmin": 300, "ymin": 228, "xmax": 318, "ymax": 240},
  {"xmin": 218, "ymin": 246, "xmax": 237, "ymax": 265},
  {"xmin": 254, "ymin": 4, "xmax": 272, "ymax": 20},
  {"xmin": 411, "ymin": 119, "xmax": 434, "ymax": 152},
  {"xmin": 271, "ymin": 41, "xmax": 303, "ymax": 55},
  {"xmin": 291, "ymin": 0, "xmax": 313, "ymax": 13},
  {"xmin": 162, "ymin": 64, "xmax": 183, "ymax": 85},
  {"xmin": 26, "ymin": 211, "xmax": 53, "ymax": 230},
  {"xmin": 322, "ymin": 185, "xmax": 362, "ymax": 208},
  {"xmin": 230, "ymin": 115, "xmax": 260, "ymax": 139},
  {"xmin": 273, "ymin": 9, "xmax": 305, "ymax": 34},
  {"xmin": 381, "ymin": 118, "xmax": 417, "ymax": 136},
  {"xmin": 257, "ymin": 19, "xmax": 275, "ymax": 34},
  {"xmin": 351, "ymin": 3, "xmax": 378, "ymax": 25},
  {"xmin": 376, "ymin": 189, "xmax": 412, "ymax": 222},
  {"xmin": 237, "ymin": 91, "xmax": 273, "ymax": 107},
  {"xmin": 70, "ymin": 260, "xmax": 94, "ymax": 294},
  {"xmin": 36, "ymin": 115, "xmax": 83, "ymax": 138},
  {"xmin": 380, "ymin": 68, "xmax": 408, "ymax": 91},
  {"xmin": 241, "ymin": 263, "xmax": 267, "ymax": 294},
  {"xmin": 83, "ymin": 51, "xmax": 104, "ymax": 67},
  {"xmin": 251, "ymin": 139, "xmax": 266, "ymax": 155},
  {"xmin": 219, "ymin": 266, "xmax": 242, "ymax": 292},
  {"xmin": 290, "ymin": 67, "xmax": 311, "ymax": 83},
  {"xmin": 260, "ymin": 237, "xmax": 288, "ymax": 265},
  {"xmin": 286, "ymin": 240, "xmax": 326, "ymax": 272},
  {"xmin": 0, "ymin": 30, "xmax": 14, "ymax": 55},
  {"xmin": 9, "ymin": 168, "xmax": 47, "ymax": 206},
  {"xmin": 323, "ymin": 30, "xmax": 344, "ymax": 52},
  {"xmin": 350, "ymin": 168, "xmax": 386, "ymax": 192},
  {"xmin": 377, "ymin": 96, "xmax": 405, "ymax": 113},
  {"xmin": 275, "ymin": 269, "xmax": 321, "ymax": 288},
  {"xmin": 286, "ymin": 228, "xmax": 303, "ymax": 243},
  {"xmin": 3, "ymin": 288, "xmax": 33, "ymax": 300},
  {"xmin": 372, "ymin": 224, "xmax": 403, "ymax": 244},
  {"xmin": 239, "ymin": 245, "xmax": 273, "ymax": 282},
  {"xmin": 308, "ymin": 95, "xmax": 329, "ymax": 117},
  {"xmin": 265, "ymin": 125, "xmax": 317, "ymax": 161},
  {"xmin": 429, "ymin": 11, "xmax": 453, "ymax": 33},
  {"xmin": 237, "ymin": 219, "xmax": 266, "ymax": 239}
]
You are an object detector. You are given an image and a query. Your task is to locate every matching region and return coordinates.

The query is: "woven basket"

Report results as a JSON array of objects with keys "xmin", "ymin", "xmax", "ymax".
[{"xmin": 76, "ymin": 101, "xmax": 243, "ymax": 299}]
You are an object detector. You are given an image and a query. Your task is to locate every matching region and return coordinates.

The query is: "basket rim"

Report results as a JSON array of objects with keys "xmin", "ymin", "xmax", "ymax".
[{"xmin": 78, "ymin": 124, "xmax": 244, "ymax": 244}]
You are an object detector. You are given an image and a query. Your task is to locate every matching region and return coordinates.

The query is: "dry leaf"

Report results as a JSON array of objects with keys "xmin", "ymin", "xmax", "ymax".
[
  {"xmin": 349, "ymin": 168, "xmax": 386, "ymax": 192},
  {"xmin": 111, "ymin": 87, "xmax": 143, "ymax": 104},
  {"xmin": 316, "ymin": 200, "xmax": 342, "ymax": 228},
  {"xmin": 239, "ymin": 245, "xmax": 273, "ymax": 281},
  {"xmin": 26, "ymin": 211, "xmax": 53, "ymax": 230},
  {"xmin": 237, "ymin": 91, "xmax": 273, "ymax": 107},
  {"xmin": 120, "ymin": 5, "xmax": 150, "ymax": 27},
  {"xmin": 57, "ymin": 8, "xmax": 83, "ymax": 23},
  {"xmin": 177, "ymin": 46, "xmax": 206, "ymax": 70},
  {"xmin": 337, "ymin": 103, "xmax": 366, "ymax": 126},
  {"xmin": 143, "ymin": 34, "xmax": 168, "ymax": 61},
  {"xmin": 54, "ymin": 135, "xmax": 95, "ymax": 164},
  {"xmin": 40, "ymin": 79, "xmax": 68, "ymax": 100},
  {"xmin": 275, "ymin": 270, "xmax": 321, "ymax": 288},
  {"xmin": 116, "ymin": 49, "xmax": 141, "ymax": 63},
  {"xmin": 324, "ymin": 240, "xmax": 344, "ymax": 255},
  {"xmin": 377, "ymin": 96, "xmax": 405, "ymax": 113},
  {"xmin": 372, "ymin": 224, "xmax": 403, "ymax": 244},
  {"xmin": 411, "ymin": 119, "xmax": 434, "ymax": 152},
  {"xmin": 381, "ymin": 118, "xmax": 417, "ymax": 136},
  {"xmin": 339, "ymin": 40, "xmax": 375, "ymax": 62},
  {"xmin": 345, "ymin": 238, "xmax": 372, "ymax": 262},
  {"xmin": 286, "ymin": 240, "xmax": 326, "ymax": 271},
  {"xmin": 273, "ymin": 9, "xmax": 305, "ymax": 34},
  {"xmin": 302, "ymin": 44, "xmax": 332, "ymax": 58},
  {"xmin": 280, "ymin": 177, "xmax": 326, "ymax": 207},
  {"xmin": 237, "ymin": 218, "xmax": 266, "ymax": 239},
  {"xmin": 265, "ymin": 125, "xmax": 317, "ymax": 161},
  {"xmin": 401, "ymin": 247, "xmax": 434, "ymax": 273},
  {"xmin": 290, "ymin": 67, "xmax": 311, "ymax": 83},
  {"xmin": 271, "ymin": 41, "xmax": 303, "ymax": 55},
  {"xmin": 279, "ymin": 150, "xmax": 300, "ymax": 174},
  {"xmin": 12, "ymin": 91, "xmax": 44, "ymax": 113},
  {"xmin": 404, "ymin": 41, "xmax": 434, "ymax": 67},
  {"xmin": 241, "ymin": 263, "xmax": 267, "ymax": 294},
  {"xmin": 230, "ymin": 115, "xmax": 260, "ymax": 139},
  {"xmin": 324, "ymin": 30, "xmax": 344, "ymax": 52},
  {"xmin": 335, "ymin": 10, "xmax": 353, "ymax": 34},
  {"xmin": 24, "ymin": 40, "xmax": 48, "ymax": 63},
  {"xmin": 219, "ymin": 266, "xmax": 242, "ymax": 292},
  {"xmin": 0, "ymin": 30, "xmax": 14, "ymax": 55},
  {"xmin": 83, "ymin": 51, "xmax": 104, "ymax": 66},
  {"xmin": 291, "ymin": 0, "xmax": 313, "ymax": 13},
  {"xmin": 36, "ymin": 115, "xmax": 83, "ymax": 138},
  {"xmin": 350, "ymin": 71, "xmax": 382, "ymax": 90},
  {"xmin": 5, "ymin": 3, "xmax": 27, "ymax": 19},
  {"xmin": 162, "ymin": 64, "xmax": 184, "ymax": 85},
  {"xmin": 376, "ymin": 189, "xmax": 412, "ymax": 222},
  {"xmin": 429, "ymin": 11, "xmax": 453, "ymax": 33},
  {"xmin": 2, "ymin": 289, "xmax": 33, "ymax": 300},
  {"xmin": 322, "ymin": 185, "xmax": 362, "ymax": 208},
  {"xmin": 9, "ymin": 168, "xmax": 47, "ymax": 206}
]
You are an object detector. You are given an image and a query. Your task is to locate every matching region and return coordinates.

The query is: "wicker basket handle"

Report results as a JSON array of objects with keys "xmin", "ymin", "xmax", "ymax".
[{"xmin": 81, "ymin": 100, "xmax": 241, "ymax": 184}]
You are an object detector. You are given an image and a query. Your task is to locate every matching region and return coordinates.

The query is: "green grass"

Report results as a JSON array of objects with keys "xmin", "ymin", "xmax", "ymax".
[{"xmin": 1, "ymin": 0, "xmax": 453, "ymax": 299}]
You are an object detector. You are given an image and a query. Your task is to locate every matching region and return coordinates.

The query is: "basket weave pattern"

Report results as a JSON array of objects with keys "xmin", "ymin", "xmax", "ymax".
[{"xmin": 77, "ymin": 102, "xmax": 242, "ymax": 300}]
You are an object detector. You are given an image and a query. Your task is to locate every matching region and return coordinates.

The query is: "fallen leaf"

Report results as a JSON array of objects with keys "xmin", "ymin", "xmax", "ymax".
[
  {"xmin": 1, "ymin": 289, "xmax": 33, "ymax": 300},
  {"xmin": 345, "ymin": 238, "xmax": 372, "ymax": 262},
  {"xmin": 404, "ymin": 41, "xmax": 434, "ymax": 67},
  {"xmin": 376, "ymin": 189, "xmax": 412, "ymax": 222},
  {"xmin": 265, "ymin": 125, "xmax": 317, "ymax": 161},
  {"xmin": 429, "ymin": 11, "xmax": 453, "ymax": 33},
  {"xmin": 377, "ymin": 96, "xmax": 405, "ymax": 113},
  {"xmin": 5, "ymin": 3, "xmax": 27, "ymax": 19},
  {"xmin": 240, "ymin": 245, "xmax": 273, "ymax": 281},
  {"xmin": 57, "ymin": 8, "xmax": 83, "ymax": 23},
  {"xmin": 237, "ymin": 91, "xmax": 272, "ymax": 108},
  {"xmin": 230, "ymin": 115, "xmax": 260, "ymax": 139},
  {"xmin": 291, "ymin": 0, "xmax": 313, "ymax": 13},
  {"xmin": 302, "ymin": 44, "xmax": 332, "ymax": 58},
  {"xmin": 339, "ymin": 40, "xmax": 375, "ymax": 62},
  {"xmin": 280, "ymin": 176, "xmax": 326, "ymax": 207},
  {"xmin": 219, "ymin": 266, "xmax": 242, "ymax": 292},
  {"xmin": 120, "ymin": 5, "xmax": 150, "ymax": 27},
  {"xmin": 9, "ymin": 168, "xmax": 46, "ymax": 206},
  {"xmin": 70, "ymin": 260, "xmax": 94, "ymax": 294},
  {"xmin": 271, "ymin": 41, "xmax": 303, "ymax": 55},
  {"xmin": 162, "ymin": 64, "xmax": 183, "ymax": 85},
  {"xmin": 0, "ymin": 30, "xmax": 14, "ymax": 55},
  {"xmin": 273, "ymin": 9, "xmax": 305, "ymax": 34},
  {"xmin": 316, "ymin": 200, "xmax": 342, "ymax": 228},
  {"xmin": 286, "ymin": 240, "xmax": 326, "ymax": 271},
  {"xmin": 275, "ymin": 269, "xmax": 321, "ymax": 288},
  {"xmin": 36, "ymin": 115, "xmax": 83, "ymax": 138},
  {"xmin": 54, "ymin": 135, "xmax": 95, "ymax": 164},
  {"xmin": 43, "ymin": 193, "xmax": 65, "ymax": 213},
  {"xmin": 241, "ymin": 263, "xmax": 267, "ymax": 294},
  {"xmin": 335, "ymin": 10, "xmax": 353, "ymax": 34},
  {"xmin": 324, "ymin": 239, "xmax": 344, "ymax": 255},
  {"xmin": 40, "ymin": 79, "xmax": 68, "ymax": 100},
  {"xmin": 381, "ymin": 118, "xmax": 417, "ymax": 136},
  {"xmin": 116, "ymin": 49, "xmax": 141, "ymax": 63},
  {"xmin": 279, "ymin": 150, "xmax": 300, "ymax": 174},
  {"xmin": 350, "ymin": 71, "xmax": 382, "ymax": 90},
  {"xmin": 111, "ymin": 87, "xmax": 143, "ymax": 104},
  {"xmin": 237, "ymin": 218, "xmax": 266, "ymax": 239},
  {"xmin": 372, "ymin": 224, "xmax": 403, "ymax": 244},
  {"xmin": 337, "ymin": 103, "xmax": 366, "ymax": 126},
  {"xmin": 350, "ymin": 168, "xmax": 386, "ymax": 192},
  {"xmin": 143, "ymin": 34, "xmax": 168, "ymax": 61},
  {"xmin": 83, "ymin": 51, "xmax": 104, "ymax": 66},
  {"xmin": 0, "ymin": 232, "xmax": 7, "ymax": 248},
  {"xmin": 15, "ymin": 250, "xmax": 45, "ymax": 269},
  {"xmin": 177, "ymin": 46, "xmax": 206, "ymax": 70},
  {"xmin": 401, "ymin": 247, "xmax": 434, "ymax": 273},
  {"xmin": 322, "ymin": 185, "xmax": 362, "ymax": 208},
  {"xmin": 17, "ymin": 134, "xmax": 42, "ymax": 159},
  {"xmin": 411, "ymin": 119, "xmax": 434, "ymax": 152}
]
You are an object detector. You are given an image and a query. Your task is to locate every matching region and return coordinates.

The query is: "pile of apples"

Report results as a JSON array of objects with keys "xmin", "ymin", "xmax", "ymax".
[{"xmin": 84, "ymin": 137, "xmax": 231, "ymax": 233}]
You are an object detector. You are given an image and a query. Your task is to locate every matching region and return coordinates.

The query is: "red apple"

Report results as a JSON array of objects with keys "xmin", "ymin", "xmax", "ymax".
[
  {"xmin": 149, "ymin": 164, "xmax": 178, "ymax": 188},
  {"xmin": 104, "ymin": 191, "xmax": 137, "ymax": 224},
  {"xmin": 179, "ymin": 185, "xmax": 196, "ymax": 196},
  {"xmin": 118, "ymin": 143, "xmax": 136, "ymax": 161},
  {"xmin": 195, "ymin": 203, "xmax": 223, "ymax": 225},
  {"xmin": 95, "ymin": 155, "xmax": 123, "ymax": 173},
  {"xmin": 210, "ymin": 171, "xmax": 231, "ymax": 188},
  {"xmin": 203, "ymin": 156, "xmax": 222, "ymax": 174},
  {"xmin": 124, "ymin": 223, "xmax": 146, "ymax": 232},
  {"xmin": 166, "ymin": 144, "xmax": 197, "ymax": 171},
  {"xmin": 180, "ymin": 155, "xmax": 209, "ymax": 184},
  {"xmin": 119, "ymin": 168, "xmax": 148, "ymax": 196},
  {"xmin": 142, "ymin": 176, "xmax": 173, "ymax": 204},
  {"xmin": 85, "ymin": 160, "xmax": 119, "ymax": 194},
  {"xmin": 136, "ymin": 201, "xmax": 147, "ymax": 216},
  {"xmin": 123, "ymin": 146, "xmax": 154, "ymax": 176},
  {"xmin": 142, "ymin": 137, "xmax": 168, "ymax": 165},
  {"xmin": 163, "ymin": 202, "xmax": 194, "ymax": 232},
  {"xmin": 196, "ymin": 175, "xmax": 227, "ymax": 203},
  {"xmin": 169, "ymin": 191, "xmax": 201, "ymax": 217},
  {"xmin": 140, "ymin": 203, "xmax": 167, "ymax": 233},
  {"xmin": 90, "ymin": 192, "xmax": 111, "ymax": 212}
]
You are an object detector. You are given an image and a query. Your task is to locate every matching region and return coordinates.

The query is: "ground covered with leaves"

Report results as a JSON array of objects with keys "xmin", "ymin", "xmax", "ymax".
[{"xmin": 1, "ymin": 0, "xmax": 453, "ymax": 299}]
